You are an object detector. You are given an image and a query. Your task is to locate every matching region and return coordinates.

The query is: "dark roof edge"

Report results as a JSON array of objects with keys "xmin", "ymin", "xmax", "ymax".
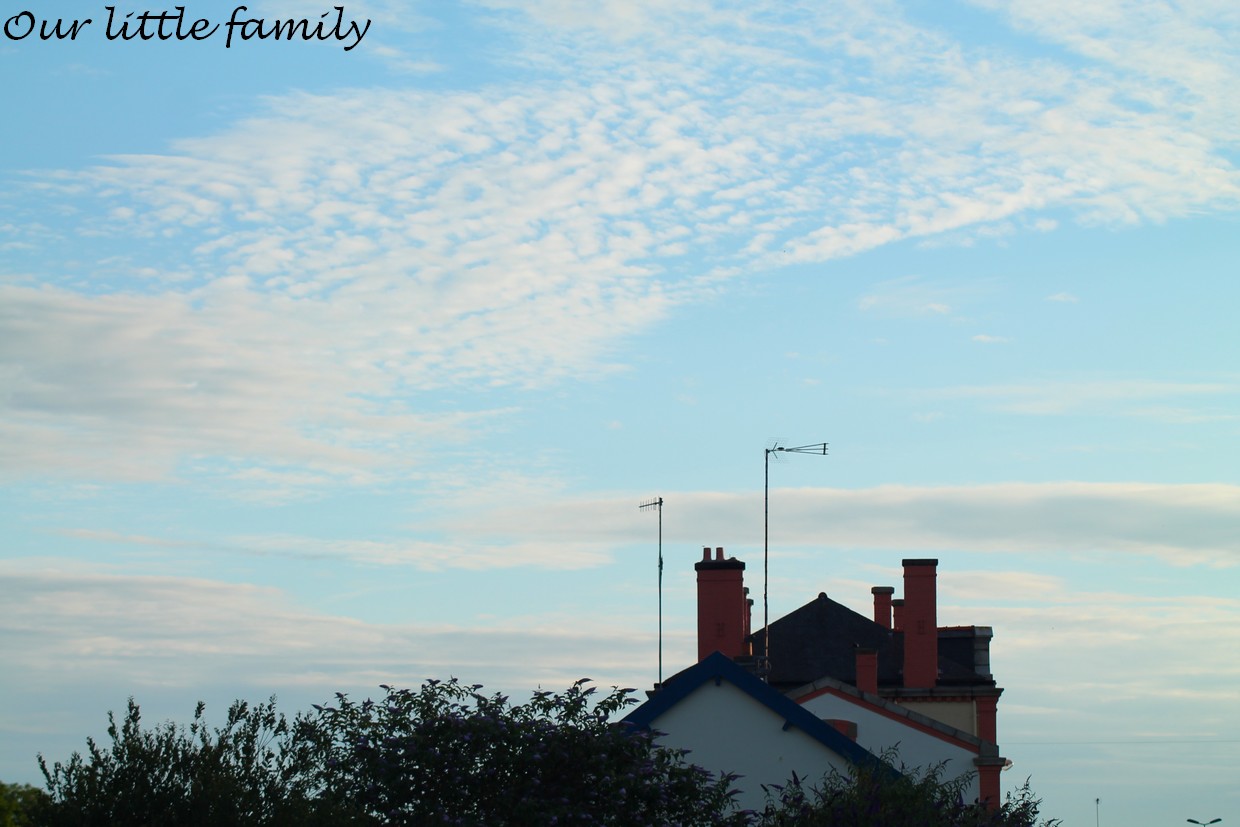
[
  {"xmin": 694, "ymin": 558, "xmax": 746, "ymax": 571},
  {"xmin": 790, "ymin": 674, "xmax": 993, "ymax": 748},
  {"xmin": 622, "ymin": 652, "xmax": 892, "ymax": 773}
]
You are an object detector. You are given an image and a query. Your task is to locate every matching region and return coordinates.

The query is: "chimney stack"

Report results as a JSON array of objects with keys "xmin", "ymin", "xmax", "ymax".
[
  {"xmin": 891, "ymin": 598, "xmax": 905, "ymax": 631},
  {"xmin": 855, "ymin": 648, "xmax": 878, "ymax": 695},
  {"xmin": 902, "ymin": 558, "xmax": 939, "ymax": 689},
  {"xmin": 695, "ymin": 547, "xmax": 748, "ymax": 661},
  {"xmin": 871, "ymin": 586, "xmax": 895, "ymax": 629}
]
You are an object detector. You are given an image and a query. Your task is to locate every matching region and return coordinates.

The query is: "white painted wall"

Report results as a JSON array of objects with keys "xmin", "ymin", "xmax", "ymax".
[
  {"xmin": 798, "ymin": 691, "xmax": 981, "ymax": 801},
  {"xmin": 648, "ymin": 680, "xmax": 855, "ymax": 812}
]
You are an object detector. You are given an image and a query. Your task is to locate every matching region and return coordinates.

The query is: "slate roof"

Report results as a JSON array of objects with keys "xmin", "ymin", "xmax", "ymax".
[{"xmin": 748, "ymin": 592, "xmax": 995, "ymax": 693}]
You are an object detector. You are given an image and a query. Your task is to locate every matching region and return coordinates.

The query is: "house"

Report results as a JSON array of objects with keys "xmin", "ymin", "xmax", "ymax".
[
  {"xmin": 621, "ymin": 650, "xmax": 886, "ymax": 812},
  {"xmin": 628, "ymin": 548, "xmax": 1008, "ymax": 807}
]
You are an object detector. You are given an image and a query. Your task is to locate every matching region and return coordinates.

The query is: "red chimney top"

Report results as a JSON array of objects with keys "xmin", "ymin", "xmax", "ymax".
[{"xmin": 695, "ymin": 547, "xmax": 747, "ymax": 662}]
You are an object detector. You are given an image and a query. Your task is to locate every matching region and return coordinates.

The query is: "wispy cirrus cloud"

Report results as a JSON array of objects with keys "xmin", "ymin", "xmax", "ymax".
[
  {"xmin": 0, "ymin": 563, "xmax": 650, "ymax": 690},
  {"xmin": 413, "ymin": 481, "xmax": 1240, "ymax": 568},
  {"xmin": 46, "ymin": 480, "xmax": 1240, "ymax": 572},
  {"xmin": 0, "ymin": 560, "xmax": 670, "ymax": 780}
]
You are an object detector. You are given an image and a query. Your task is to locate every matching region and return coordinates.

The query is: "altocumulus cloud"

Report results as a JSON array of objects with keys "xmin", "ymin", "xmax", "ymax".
[{"xmin": 3, "ymin": 0, "xmax": 1238, "ymax": 493}]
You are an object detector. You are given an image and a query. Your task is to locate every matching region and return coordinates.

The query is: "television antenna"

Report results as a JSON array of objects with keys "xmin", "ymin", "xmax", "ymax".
[
  {"xmin": 762, "ymin": 441, "xmax": 828, "ymax": 681},
  {"xmin": 639, "ymin": 496, "xmax": 664, "ymax": 686}
]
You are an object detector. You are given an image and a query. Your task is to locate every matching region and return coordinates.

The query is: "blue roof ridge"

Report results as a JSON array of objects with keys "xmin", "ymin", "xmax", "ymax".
[{"xmin": 622, "ymin": 651, "xmax": 890, "ymax": 772}]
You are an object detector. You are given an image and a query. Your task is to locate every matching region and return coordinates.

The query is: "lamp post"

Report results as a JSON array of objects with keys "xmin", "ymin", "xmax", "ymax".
[
  {"xmin": 761, "ymin": 441, "xmax": 827, "ymax": 681},
  {"xmin": 639, "ymin": 496, "xmax": 664, "ymax": 686},
  {"xmin": 1187, "ymin": 819, "xmax": 1222, "ymax": 825}
]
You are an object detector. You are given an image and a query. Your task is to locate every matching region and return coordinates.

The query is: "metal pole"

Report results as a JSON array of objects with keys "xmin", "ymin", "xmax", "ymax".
[
  {"xmin": 763, "ymin": 449, "xmax": 771, "ymax": 681},
  {"xmin": 761, "ymin": 442, "xmax": 827, "ymax": 683},
  {"xmin": 639, "ymin": 497, "xmax": 665, "ymax": 687},
  {"xmin": 657, "ymin": 496, "xmax": 663, "ymax": 686}
]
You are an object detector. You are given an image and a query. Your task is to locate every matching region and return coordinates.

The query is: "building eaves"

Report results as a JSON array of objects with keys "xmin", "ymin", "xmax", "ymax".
[
  {"xmin": 789, "ymin": 674, "xmax": 991, "ymax": 751},
  {"xmin": 623, "ymin": 651, "xmax": 890, "ymax": 773}
]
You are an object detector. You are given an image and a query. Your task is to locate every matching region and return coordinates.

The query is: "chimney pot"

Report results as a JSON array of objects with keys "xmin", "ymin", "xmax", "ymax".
[{"xmin": 715, "ymin": 546, "xmax": 724, "ymax": 560}]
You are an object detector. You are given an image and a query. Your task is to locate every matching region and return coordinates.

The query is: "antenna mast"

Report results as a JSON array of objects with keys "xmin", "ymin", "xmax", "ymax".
[
  {"xmin": 639, "ymin": 496, "xmax": 665, "ymax": 686},
  {"xmin": 762, "ymin": 442, "xmax": 827, "ymax": 682}
]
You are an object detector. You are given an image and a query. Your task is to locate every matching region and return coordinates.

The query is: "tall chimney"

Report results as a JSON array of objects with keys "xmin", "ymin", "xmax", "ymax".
[
  {"xmin": 902, "ymin": 558, "xmax": 938, "ymax": 688},
  {"xmin": 871, "ymin": 586, "xmax": 894, "ymax": 629},
  {"xmin": 891, "ymin": 598, "xmax": 905, "ymax": 631},
  {"xmin": 695, "ymin": 547, "xmax": 747, "ymax": 661}
]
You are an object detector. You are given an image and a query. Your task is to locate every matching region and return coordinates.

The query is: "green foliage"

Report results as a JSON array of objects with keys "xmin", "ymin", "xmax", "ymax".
[
  {"xmin": 753, "ymin": 750, "xmax": 1060, "ymax": 827},
  {"xmin": 0, "ymin": 782, "xmax": 50, "ymax": 827},
  {"xmin": 35, "ymin": 681, "xmax": 743, "ymax": 826},
  {"xmin": 33, "ymin": 684, "xmax": 1059, "ymax": 827},
  {"xmin": 303, "ymin": 677, "xmax": 745, "ymax": 826},
  {"xmin": 36, "ymin": 697, "xmax": 337, "ymax": 826}
]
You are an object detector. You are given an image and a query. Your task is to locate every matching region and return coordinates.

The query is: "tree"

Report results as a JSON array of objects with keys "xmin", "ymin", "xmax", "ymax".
[
  {"xmin": 35, "ymin": 697, "xmax": 343, "ymax": 826},
  {"xmin": 753, "ymin": 751, "xmax": 1060, "ymax": 827},
  {"xmin": 0, "ymin": 782, "xmax": 50, "ymax": 827},
  {"xmin": 34, "ymin": 680, "xmax": 743, "ymax": 826},
  {"xmin": 302, "ymin": 677, "xmax": 744, "ymax": 826}
]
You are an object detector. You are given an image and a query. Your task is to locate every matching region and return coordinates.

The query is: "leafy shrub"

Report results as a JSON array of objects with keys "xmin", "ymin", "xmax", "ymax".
[{"xmin": 754, "ymin": 749, "xmax": 1060, "ymax": 827}]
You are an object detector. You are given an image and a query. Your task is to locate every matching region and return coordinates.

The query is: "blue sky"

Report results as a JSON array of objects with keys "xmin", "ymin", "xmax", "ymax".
[{"xmin": 2, "ymin": 1, "xmax": 1238, "ymax": 823}]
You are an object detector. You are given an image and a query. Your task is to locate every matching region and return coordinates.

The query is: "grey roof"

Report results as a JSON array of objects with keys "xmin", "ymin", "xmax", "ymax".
[{"xmin": 749, "ymin": 592, "xmax": 995, "ymax": 693}]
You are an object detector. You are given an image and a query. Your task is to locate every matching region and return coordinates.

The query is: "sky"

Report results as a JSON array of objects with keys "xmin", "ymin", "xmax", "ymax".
[{"xmin": 1, "ymin": 0, "xmax": 1238, "ymax": 823}]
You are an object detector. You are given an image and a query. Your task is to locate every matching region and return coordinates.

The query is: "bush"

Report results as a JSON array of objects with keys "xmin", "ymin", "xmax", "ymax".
[
  {"xmin": 754, "ymin": 750, "xmax": 1060, "ymax": 827},
  {"xmin": 302, "ymin": 677, "xmax": 744, "ymax": 826},
  {"xmin": 36, "ymin": 697, "xmax": 335, "ymax": 826},
  {"xmin": 34, "ymin": 680, "xmax": 743, "ymax": 826},
  {"xmin": 0, "ymin": 782, "xmax": 50, "ymax": 827}
]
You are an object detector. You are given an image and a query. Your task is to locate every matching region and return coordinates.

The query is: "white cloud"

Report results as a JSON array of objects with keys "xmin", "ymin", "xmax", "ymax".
[
  {"xmin": 0, "ymin": 282, "xmax": 515, "ymax": 481},
  {"xmin": 48, "ymin": 479, "xmax": 1240, "ymax": 573},
  {"xmin": 0, "ymin": 562, "xmax": 649, "ymax": 690},
  {"xmin": 4, "ymin": 0, "xmax": 1238, "ymax": 491},
  {"xmin": 385, "ymin": 481, "xmax": 1240, "ymax": 568},
  {"xmin": 971, "ymin": 333, "xmax": 1009, "ymax": 343},
  {"xmin": 0, "ymin": 560, "xmax": 670, "ymax": 781}
]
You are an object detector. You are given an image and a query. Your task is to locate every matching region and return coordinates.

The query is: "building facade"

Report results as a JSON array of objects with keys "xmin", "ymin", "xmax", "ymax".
[{"xmin": 631, "ymin": 548, "xmax": 1008, "ymax": 807}]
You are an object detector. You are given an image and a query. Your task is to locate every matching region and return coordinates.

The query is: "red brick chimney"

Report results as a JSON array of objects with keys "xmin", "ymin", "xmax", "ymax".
[
  {"xmin": 891, "ymin": 598, "xmax": 905, "ymax": 631},
  {"xmin": 902, "ymin": 558, "xmax": 939, "ymax": 688},
  {"xmin": 871, "ymin": 586, "xmax": 894, "ymax": 629},
  {"xmin": 855, "ymin": 647, "xmax": 878, "ymax": 694},
  {"xmin": 695, "ymin": 547, "xmax": 747, "ymax": 661}
]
